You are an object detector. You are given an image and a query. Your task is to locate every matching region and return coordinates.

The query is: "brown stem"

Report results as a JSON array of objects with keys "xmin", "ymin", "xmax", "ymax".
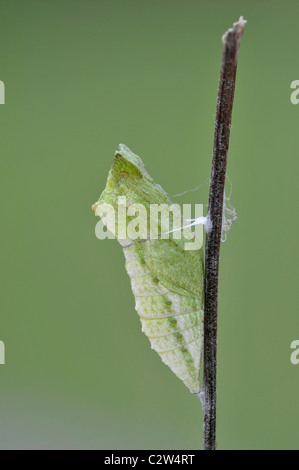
[{"xmin": 202, "ymin": 17, "xmax": 246, "ymax": 451}]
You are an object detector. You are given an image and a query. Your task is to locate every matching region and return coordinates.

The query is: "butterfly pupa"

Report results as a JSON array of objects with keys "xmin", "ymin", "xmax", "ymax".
[{"xmin": 92, "ymin": 144, "xmax": 204, "ymax": 393}]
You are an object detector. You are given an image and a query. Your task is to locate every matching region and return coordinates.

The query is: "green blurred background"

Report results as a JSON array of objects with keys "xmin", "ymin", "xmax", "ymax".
[{"xmin": 0, "ymin": 0, "xmax": 298, "ymax": 450}]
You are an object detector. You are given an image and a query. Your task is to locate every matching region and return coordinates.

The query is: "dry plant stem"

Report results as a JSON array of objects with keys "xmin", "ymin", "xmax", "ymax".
[{"xmin": 202, "ymin": 18, "xmax": 246, "ymax": 451}]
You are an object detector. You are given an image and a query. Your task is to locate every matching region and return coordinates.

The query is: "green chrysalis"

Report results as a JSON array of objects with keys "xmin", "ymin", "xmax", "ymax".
[{"xmin": 92, "ymin": 144, "xmax": 204, "ymax": 393}]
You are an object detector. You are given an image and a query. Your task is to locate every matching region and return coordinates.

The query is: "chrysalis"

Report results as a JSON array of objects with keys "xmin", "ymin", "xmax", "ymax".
[{"xmin": 92, "ymin": 144, "xmax": 204, "ymax": 393}]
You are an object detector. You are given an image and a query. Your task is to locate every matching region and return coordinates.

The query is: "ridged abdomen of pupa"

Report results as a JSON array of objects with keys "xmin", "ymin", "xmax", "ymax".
[{"xmin": 122, "ymin": 237, "xmax": 203, "ymax": 394}]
